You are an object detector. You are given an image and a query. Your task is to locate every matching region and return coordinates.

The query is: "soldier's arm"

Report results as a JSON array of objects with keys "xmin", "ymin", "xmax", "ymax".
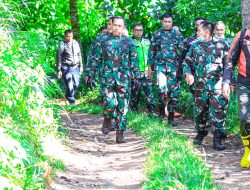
[
  {"xmin": 183, "ymin": 45, "xmax": 194, "ymax": 75},
  {"xmin": 183, "ymin": 46, "xmax": 195, "ymax": 85},
  {"xmin": 57, "ymin": 41, "xmax": 64, "ymax": 72},
  {"xmin": 178, "ymin": 38, "xmax": 189, "ymax": 63},
  {"xmin": 177, "ymin": 33, "xmax": 184, "ymax": 57},
  {"xmin": 148, "ymin": 34, "xmax": 156, "ymax": 70},
  {"xmin": 86, "ymin": 36, "xmax": 102, "ymax": 77}
]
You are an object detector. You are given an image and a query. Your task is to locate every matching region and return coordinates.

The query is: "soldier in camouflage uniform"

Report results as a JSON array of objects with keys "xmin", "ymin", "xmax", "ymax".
[
  {"xmin": 214, "ymin": 21, "xmax": 232, "ymax": 46},
  {"xmin": 178, "ymin": 17, "xmax": 207, "ymax": 95},
  {"xmin": 86, "ymin": 16, "xmax": 140, "ymax": 143},
  {"xmin": 183, "ymin": 21, "xmax": 229, "ymax": 150},
  {"xmin": 213, "ymin": 21, "xmax": 235, "ymax": 139},
  {"xmin": 86, "ymin": 17, "xmax": 118, "ymax": 134},
  {"xmin": 148, "ymin": 13, "xmax": 183, "ymax": 127},
  {"xmin": 130, "ymin": 23, "xmax": 155, "ymax": 114}
]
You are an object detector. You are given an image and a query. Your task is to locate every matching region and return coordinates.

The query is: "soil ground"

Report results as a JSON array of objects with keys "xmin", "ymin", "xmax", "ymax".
[
  {"xmin": 46, "ymin": 111, "xmax": 147, "ymax": 190},
  {"xmin": 175, "ymin": 117, "xmax": 250, "ymax": 190},
  {"xmin": 45, "ymin": 109, "xmax": 250, "ymax": 190}
]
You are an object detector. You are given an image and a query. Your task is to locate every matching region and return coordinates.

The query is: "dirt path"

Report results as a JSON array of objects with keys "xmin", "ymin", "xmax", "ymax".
[
  {"xmin": 46, "ymin": 111, "xmax": 147, "ymax": 190},
  {"xmin": 175, "ymin": 117, "xmax": 250, "ymax": 190},
  {"xmin": 45, "ymin": 108, "xmax": 250, "ymax": 190}
]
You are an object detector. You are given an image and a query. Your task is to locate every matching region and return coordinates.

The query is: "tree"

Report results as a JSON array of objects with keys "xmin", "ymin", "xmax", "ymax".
[
  {"xmin": 70, "ymin": 0, "xmax": 81, "ymax": 44},
  {"xmin": 241, "ymin": 0, "xmax": 250, "ymax": 29}
]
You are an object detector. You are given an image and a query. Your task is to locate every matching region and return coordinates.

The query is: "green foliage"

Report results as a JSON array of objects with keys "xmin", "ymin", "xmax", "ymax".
[
  {"xmin": 174, "ymin": 0, "xmax": 241, "ymax": 36},
  {"xmin": 0, "ymin": 2, "xmax": 63, "ymax": 188}
]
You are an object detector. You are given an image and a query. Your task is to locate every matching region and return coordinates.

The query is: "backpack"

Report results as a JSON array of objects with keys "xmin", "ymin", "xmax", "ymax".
[{"xmin": 239, "ymin": 29, "xmax": 247, "ymax": 50}]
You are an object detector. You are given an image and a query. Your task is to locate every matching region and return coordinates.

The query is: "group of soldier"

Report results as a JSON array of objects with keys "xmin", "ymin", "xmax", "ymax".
[{"xmin": 57, "ymin": 14, "xmax": 250, "ymax": 168}]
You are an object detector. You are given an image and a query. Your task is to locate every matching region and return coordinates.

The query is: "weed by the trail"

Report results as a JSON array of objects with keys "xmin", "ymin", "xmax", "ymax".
[{"xmin": 127, "ymin": 112, "xmax": 216, "ymax": 189}]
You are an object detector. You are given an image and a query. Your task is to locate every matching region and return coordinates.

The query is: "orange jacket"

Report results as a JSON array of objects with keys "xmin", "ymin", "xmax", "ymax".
[{"xmin": 223, "ymin": 29, "xmax": 250, "ymax": 85}]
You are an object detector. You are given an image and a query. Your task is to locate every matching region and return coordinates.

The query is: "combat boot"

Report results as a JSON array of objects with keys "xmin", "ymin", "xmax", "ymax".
[
  {"xmin": 101, "ymin": 118, "xmax": 111, "ymax": 135},
  {"xmin": 193, "ymin": 130, "xmax": 208, "ymax": 145},
  {"xmin": 168, "ymin": 112, "xmax": 177, "ymax": 127},
  {"xmin": 109, "ymin": 119, "xmax": 116, "ymax": 131},
  {"xmin": 240, "ymin": 136, "xmax": 250, "ymax": 168},
  {"xmin": 116, "ymin": 130, "xmax": 126, "ymax": 143},
  {"xmin": 213, "ymin": 131, "xmax": 225, "ymax": 151}
]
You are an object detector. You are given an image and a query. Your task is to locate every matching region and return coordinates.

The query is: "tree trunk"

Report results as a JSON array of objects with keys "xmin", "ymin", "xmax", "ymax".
[
  {"xmin": 70, "ymin": 0, "xmax": 81, "ymax": 44},
  {"xmin": 241, "ymin": 0, "xmax": 250, "ymax": 29}
]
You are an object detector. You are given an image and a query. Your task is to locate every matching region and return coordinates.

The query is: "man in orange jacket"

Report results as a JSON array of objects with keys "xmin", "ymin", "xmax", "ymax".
[{"xmin": 222, "ymin": 29, "xmax": 250, "ymax": 167}]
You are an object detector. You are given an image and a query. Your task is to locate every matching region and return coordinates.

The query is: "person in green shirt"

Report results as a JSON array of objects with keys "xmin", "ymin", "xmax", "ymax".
[{"xmin": 130, "ymin": 23, "xmax": 155, "ymax": 115}]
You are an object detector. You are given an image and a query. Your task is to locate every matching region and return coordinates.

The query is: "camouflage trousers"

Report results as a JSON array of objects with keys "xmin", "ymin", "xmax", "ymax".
[
  {"xmin": 156, "ymin": 64, "xmax": 179, "ymax": 113},
  {"xmin": 194, "ymin": 89, "xmax": 228, "ymax": 133},
  {"xmin": 130, "ymin": 74, "xmax": 154, "ymax": 109},
  {"xmin": 238, "ymin": 84, "xmax": 250, "ymax": 137},
  {"xmin": 102, "ymin": 79, "xmax": 130, "ymax": 131}
]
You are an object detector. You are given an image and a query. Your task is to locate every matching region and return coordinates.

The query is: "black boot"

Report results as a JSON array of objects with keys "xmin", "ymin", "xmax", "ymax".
[
  {"xmin": 101, "ymin": 118, "xmax": 111, "ymax": 135},
  {"xmin": 158, "ymin": 106, "xmax": 165, "ymax": 119},
  {"xmin": 109, "ymin": 119, "xmax": 116, "ymax": 131},
  {"xmin": 168, "ymin": 112, "xmax": 177, "ymax": 127},
  {"xmin": 193, "ymin": 130, "xmax": 208, "ymax": 145},
  {"xmin": 116, "ymin": 130, "xmax": 126, "ymax": 143},
  {"xmin": 213, "ymin": 131, "xmax": 225, "ymax": 151}
]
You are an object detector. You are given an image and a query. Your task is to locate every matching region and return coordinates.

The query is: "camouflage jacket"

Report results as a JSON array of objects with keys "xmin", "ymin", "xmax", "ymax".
[
  {"xmin": 179, "ymin": 34, "xmax": 196, "ymax": 63},
  {"xmin": 86, "ymin": 33, "xmax": 140, "ymax": 80},
  {"xmin": 148, "ymin": 28, "xmax": 184, "ymax": 68},
  {"xmin": 86, "ymin": 33, "xmax": 108, "ymax": 75},
  {"xmin": 183, "ymin": 38, "xmax": 229, "ymax": 90}
]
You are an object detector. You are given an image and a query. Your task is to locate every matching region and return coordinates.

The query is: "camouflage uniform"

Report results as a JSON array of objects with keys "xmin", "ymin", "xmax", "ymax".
[
  {"xmin": 87, "ymin": 33, "xmax": 118, "ymax": 123},
  {"xmin": 130, "ymin": 37, "xmax": 154, "ymax": 111},
  {"xmin": 148, "ymin": 28, "xmax": 183, "ymax": 116},
  {"xmin": 178, "ymin": 34, "xmax": 197, "ymax": 94},
  {"xmin": 87, "ymin": 34, "xmax": 108, "ymax": 80},
  {"xmin": 86, "ymin": 33, "xmax": 139, "ymax": 131},
  {"xmin": 183, "ymin": 38, "xmax": 229, "ymax": 134}
]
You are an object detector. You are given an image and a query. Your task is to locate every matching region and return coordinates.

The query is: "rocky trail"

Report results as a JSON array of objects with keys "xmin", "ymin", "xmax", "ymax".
[{"xmin": 45, "ymin": 110, "xmax": 250, "ymax": 190}]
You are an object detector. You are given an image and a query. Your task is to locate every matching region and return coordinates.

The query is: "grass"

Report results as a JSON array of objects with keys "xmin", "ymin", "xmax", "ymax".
[{"xmin": 128, "ymin": 112, "xmax": 217, "ymax": 190}]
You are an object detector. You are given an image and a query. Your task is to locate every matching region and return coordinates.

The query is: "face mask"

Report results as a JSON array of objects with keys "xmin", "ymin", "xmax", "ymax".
[
  {"xmin": 214, "ymin": 34, "xmax": 225, "ymax": 39},
  {"xmin": 197, "ymin": 37, "xmax": 204, "ymax": 42}
]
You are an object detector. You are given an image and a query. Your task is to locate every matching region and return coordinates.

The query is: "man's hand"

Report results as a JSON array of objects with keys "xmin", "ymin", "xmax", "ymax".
[
  {"xmin": 222, "ymin": 83, "xmax": 230, "ymax": 100},
  {"xmin": 79, "ymin": 67, "xmax": 83, "ymax": 73},
  {"xmin": 185, "ymin": 73, "xmax": 194, "ymax": 85},
  {"xmin": 57, "ymin": 71, "xmax": 62, "ymax": 79}
]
